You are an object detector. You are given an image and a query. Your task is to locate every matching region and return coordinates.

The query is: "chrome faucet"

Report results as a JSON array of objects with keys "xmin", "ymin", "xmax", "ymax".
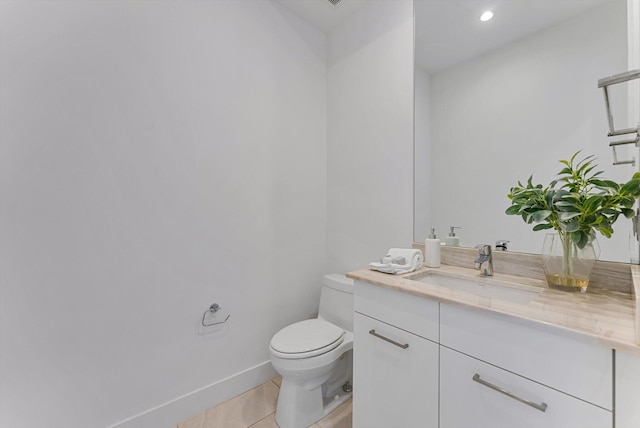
[{"xmin": 475, "ymin": 244, "xmax": 493, "ymax": 276}]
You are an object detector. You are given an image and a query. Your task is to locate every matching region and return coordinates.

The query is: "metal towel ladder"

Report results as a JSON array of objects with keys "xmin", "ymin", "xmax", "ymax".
[
  {"xmin": 598, "ymin": 69, "xmax": 640, "ymax": 166},
  {"xmin": 598, "ymin": 69, "xmax": 640, "ymax": 245}
]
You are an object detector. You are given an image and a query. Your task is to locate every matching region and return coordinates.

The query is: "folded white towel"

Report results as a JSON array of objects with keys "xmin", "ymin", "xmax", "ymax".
[
  {"xmin": 369, "ymin": 248, "xmax": 423, "ymax": 275},
  {"xmin": 380, "ymin": 255, "xmax": 406, "ymax": 265}
]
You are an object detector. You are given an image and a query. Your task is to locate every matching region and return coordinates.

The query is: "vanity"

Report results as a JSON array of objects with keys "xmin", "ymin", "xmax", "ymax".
[{"xmin": 347, "ymin": 257, "xmax": 640, "ymax": 428}]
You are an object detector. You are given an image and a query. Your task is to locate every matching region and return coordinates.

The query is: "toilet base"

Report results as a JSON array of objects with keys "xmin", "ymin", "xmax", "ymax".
[
  {"xmin": 275, "ymin": 378, "xmax": 352, "ymax": 428},
  {"xmin": 321, "ymin": 388, "xmax": 352, "ymax": 417}
]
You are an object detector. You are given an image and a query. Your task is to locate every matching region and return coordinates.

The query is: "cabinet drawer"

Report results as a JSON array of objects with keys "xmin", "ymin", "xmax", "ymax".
[
  {"xmin": 353, "ymin": 312, "xmax": 438, "ymax": 428},
  {"xmin": 440, "ymin": 346, "xmax": 612, "ymax": 428},
  {"xmin": 440, "ymin": 303, "xmax": 612, "ymax": 410},
  {"xmin": 354, "ymin": 280, "xmax": 439, "ymax": 341}
]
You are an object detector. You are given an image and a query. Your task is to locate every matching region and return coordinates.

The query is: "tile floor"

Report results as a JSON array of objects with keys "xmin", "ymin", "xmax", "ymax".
[{"xmin": 176, "ymin": 376, "xmax": 352, "ymax": 428}]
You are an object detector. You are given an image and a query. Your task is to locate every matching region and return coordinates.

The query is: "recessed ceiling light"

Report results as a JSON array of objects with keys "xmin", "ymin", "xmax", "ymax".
[{"xmin": 480, "ymin": 11, "xmax": 494, "ymax": 22}]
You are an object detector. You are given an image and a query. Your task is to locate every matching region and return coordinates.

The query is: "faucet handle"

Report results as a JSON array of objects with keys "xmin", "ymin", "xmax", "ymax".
[
  {"xmin": 475, "ymin": 244, "xmax": 492, "ymax": 255},
  {"xmin": 495, "ymin": 240, "xmax": 510, "ymax": 251}
]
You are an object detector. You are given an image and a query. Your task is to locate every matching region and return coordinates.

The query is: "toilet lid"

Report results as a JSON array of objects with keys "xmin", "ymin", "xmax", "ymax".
[{"xmin": 270, "ymin": 319, "xmax": 344, "ymax": 358}]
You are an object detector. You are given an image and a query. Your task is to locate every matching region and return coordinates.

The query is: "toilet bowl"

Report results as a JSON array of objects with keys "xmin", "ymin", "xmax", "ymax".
[{"xmin": 269, "ymin": 274, "xmax": 354, "ymax": 428}]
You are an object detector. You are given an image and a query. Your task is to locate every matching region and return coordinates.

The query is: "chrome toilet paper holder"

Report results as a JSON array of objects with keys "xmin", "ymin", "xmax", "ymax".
[{"xmin": 202, "ymin": 303, "xmax": 230, "ymax": 327}]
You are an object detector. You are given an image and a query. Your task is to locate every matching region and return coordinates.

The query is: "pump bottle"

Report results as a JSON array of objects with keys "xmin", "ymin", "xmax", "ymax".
[
  {"xmin": 425, "ymin": 228, "xmax": 441, "ymax": 268},
  {"xmin": 445, "ymin": 226, "xmax": 462, "ymax": 246}
]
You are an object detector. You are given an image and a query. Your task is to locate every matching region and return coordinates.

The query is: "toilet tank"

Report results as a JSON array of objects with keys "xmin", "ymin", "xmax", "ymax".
[{"xmin": 318, "ymin": 274, "xmax": 354, "ymax": 332}]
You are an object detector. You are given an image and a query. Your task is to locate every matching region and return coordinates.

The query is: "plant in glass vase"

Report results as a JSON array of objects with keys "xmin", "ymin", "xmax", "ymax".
[{"xmin": 506, "ymin": 152, "xmax": 640, "ymax": 291}]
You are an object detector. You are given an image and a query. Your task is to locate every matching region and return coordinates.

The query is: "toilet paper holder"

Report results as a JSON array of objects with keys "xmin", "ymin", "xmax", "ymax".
[{"xmin": 202, "ymin": 303, "xmax": 230, "ymax": 327}]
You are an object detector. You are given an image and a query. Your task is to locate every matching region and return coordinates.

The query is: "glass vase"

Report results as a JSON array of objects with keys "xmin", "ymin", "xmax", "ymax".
[{"xmin": 541, "ymin": 232, "xmax": 600, "ymax": 293}]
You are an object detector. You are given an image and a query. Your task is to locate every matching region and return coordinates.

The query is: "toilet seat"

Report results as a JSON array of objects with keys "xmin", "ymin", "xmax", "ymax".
[{"xmin": 270, "ymin": 319, "xmax": 345, "ymax": 359}]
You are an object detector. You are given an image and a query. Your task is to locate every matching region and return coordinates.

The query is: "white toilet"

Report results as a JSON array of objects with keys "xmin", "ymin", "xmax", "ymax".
[{"xmin": 269, "ymin": 274, "xmax": 354, "ymax": 428}]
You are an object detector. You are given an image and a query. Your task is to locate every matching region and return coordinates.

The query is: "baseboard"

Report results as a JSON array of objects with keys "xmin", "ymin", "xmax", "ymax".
[{"xmin": 107, "ymin": 360, "xmax": 278, "ymax": 428}]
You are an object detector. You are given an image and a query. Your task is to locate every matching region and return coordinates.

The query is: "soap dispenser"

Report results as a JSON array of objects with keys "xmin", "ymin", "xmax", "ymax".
[
  {"xmin": 445, "ymin": 226, "xmax": 462, "ymax": 246},
  {"xmin": 425, "ymin": 228, "xmax": 441, "ymax": 268}
]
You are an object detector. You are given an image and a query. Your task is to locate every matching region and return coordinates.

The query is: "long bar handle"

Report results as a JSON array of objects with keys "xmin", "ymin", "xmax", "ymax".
[
  {"xmin": 369, "ymin": 329, "xmax": 409, "ymax": 349},
  {"xmin": 472, "ymin": 373, "xmax": 548, "ymax": 413}
]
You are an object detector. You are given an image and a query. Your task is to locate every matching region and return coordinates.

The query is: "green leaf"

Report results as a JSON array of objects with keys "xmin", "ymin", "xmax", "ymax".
[
  {"xmin": 564, "ymin": 219, "xmax": 580, "ymax": 232},
  {"xmin": 598, "ymin": 225, "xmax": 613, "ymax": 238},
  {"xmin": 576, "ymin": 155, "xmax": 595, "ymax": 173},
  {"xmin": 622, "ymin": 208, "xmax": 635, "ymax": 218},
  {"xmin": 572, "ymin": 231, "xmax": 589, "ymax": 249},
  {"xmin": 533, "ymin": 223, "xmax": 554, "ymax": 231},
  {"xmin": 558, "ymin": 167, "xmax": 572, "ymax": 175},
  {"xmin": 583, "ymin": 195, "xmax": 603, "ymax": 213},
  {"xmin": 621, "ymin": 178, "xmax": 640, "ymax": 196},
  {"xmin": 532, "ymin": 210, "xmax": 552, "ymax": 222},
  {"xmin": 505, "ymin": 205, "xmax": 521, "ymax": 215},
  {"xmin": 591, "ymin": 179, "xmax": 618, "ymax": 189},
  {"xmin": 556, "ymin": 204, "xmax": 578, "ymax": 213},
  {"xmin": 559, "ymin": 211, "xmax": 581, "ymax": 221}
]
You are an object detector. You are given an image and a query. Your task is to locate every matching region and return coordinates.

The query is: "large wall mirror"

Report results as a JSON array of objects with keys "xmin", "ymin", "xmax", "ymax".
[{"xmin": 414, "ymin": 0, "xmax": 638, "ymax": 263}]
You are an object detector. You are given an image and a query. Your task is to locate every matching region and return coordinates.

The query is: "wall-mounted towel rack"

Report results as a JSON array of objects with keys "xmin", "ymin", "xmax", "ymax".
[{"xmin": 598, "ymin": 69, "xmax": 640, "ymax": 165}]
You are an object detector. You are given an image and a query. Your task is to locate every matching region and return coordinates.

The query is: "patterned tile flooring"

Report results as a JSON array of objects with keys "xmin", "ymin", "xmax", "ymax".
[{"xmin": 176, "ymin": 377, "xmax": 352, "ymax": 428}]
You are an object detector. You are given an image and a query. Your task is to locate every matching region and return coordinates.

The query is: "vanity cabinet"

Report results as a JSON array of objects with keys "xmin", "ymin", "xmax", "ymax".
[
  {"xmin": 352, "ymin": 279, "xmax": 619, "ymax": 428},
  {"xmin": 353, "ymin": 280, "xmax": 439, "ymax": 428}
]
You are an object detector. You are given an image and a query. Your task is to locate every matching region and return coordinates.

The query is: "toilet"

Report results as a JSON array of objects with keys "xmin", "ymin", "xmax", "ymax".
[{"xmin": 269, "ymin": 274, "xmax": 354, "ymax": 428}]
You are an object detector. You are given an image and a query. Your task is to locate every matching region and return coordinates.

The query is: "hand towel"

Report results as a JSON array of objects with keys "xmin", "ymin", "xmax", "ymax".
[{"xmin": 369, "ymin": 248, "xmax": 423, "ymax": 274}]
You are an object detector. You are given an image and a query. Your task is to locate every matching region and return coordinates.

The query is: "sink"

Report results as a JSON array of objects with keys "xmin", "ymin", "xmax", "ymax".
[{"xmin": 416, "ymin": 272, "xmax": 541, "ymax": 305}]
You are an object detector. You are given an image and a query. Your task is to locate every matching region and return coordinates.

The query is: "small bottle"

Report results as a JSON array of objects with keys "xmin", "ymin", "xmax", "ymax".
[
  {"xmin": 425, "ymin": 227, "xmax": 441, "ymax": 268},
  {"xmin": 445, "ymin": 226, "xmax": 461, "ymax": 246}
]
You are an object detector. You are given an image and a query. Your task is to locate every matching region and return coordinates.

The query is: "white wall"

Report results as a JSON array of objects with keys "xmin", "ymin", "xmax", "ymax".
[
  {"xmin": 0, "ymin": 1, "xmax": 327, "ymax": 427},
  {"xmin": 327, "ymin": 0, "xmax": 414, "ymax": 273},
  {"xmin": 414, "ymin": 67, "xmax": 432, "ymax": 242},
  {"xmin": 429, "ymin": 1, "xmax": 630, "ymax": 260}
]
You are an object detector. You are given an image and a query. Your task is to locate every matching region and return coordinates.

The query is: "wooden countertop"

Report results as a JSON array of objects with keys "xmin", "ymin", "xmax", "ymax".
[{"xmin": 347, "ymin": 264, "xmax": 640, "ymax": 353}]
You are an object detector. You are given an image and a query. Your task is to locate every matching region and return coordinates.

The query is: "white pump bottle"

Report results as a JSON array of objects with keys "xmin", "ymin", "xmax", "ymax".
[{"xmin": 425, "ymin": 228, "xmax": 441, "ymax": 268}]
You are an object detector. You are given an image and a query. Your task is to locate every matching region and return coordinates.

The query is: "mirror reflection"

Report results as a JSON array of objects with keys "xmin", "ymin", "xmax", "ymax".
[{"xmin": 414, "ymin": 0, "xmax": 635, "ymax": 262}]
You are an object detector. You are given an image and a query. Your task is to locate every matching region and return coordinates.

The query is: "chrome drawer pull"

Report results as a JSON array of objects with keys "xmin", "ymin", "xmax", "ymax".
[
  {"xmin": 369, "ymin": 329, "xmax": 409, "ymax": 349},
  {"xmin": 472, "ymin": 373, "xmax": 548, "ymax": 413}
]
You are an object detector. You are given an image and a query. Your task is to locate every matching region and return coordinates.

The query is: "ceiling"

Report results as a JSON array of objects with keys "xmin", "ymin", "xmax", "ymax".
[
  {"xmin": 274, "ymin": 0, "xmax": 368, "ymax": 33},
  {"xmin": 276, "ymin": 0, "xmax": 618, "ymax": 73},
  {"xmin": 415, "ymin": 0, "xmax": 618, "ymax": 73}
]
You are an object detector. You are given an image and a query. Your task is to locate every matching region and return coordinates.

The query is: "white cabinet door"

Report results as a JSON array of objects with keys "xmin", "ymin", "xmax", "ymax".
[
  {"xmin": 353, "ymin": 312, "xmax": 438, "ymax": 428},
  {"xmin": 440, "ymin": 347, "xmax": 612, "ymax": 428},
  {"xmin": 615, "ymin": 350, "xmax": 640, "ymax": 428}
]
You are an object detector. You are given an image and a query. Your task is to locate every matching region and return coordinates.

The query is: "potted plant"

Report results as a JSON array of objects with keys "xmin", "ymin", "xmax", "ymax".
[{"xmin": 506, "ymin": 152, "xmax": 640, "ymax": 292}]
